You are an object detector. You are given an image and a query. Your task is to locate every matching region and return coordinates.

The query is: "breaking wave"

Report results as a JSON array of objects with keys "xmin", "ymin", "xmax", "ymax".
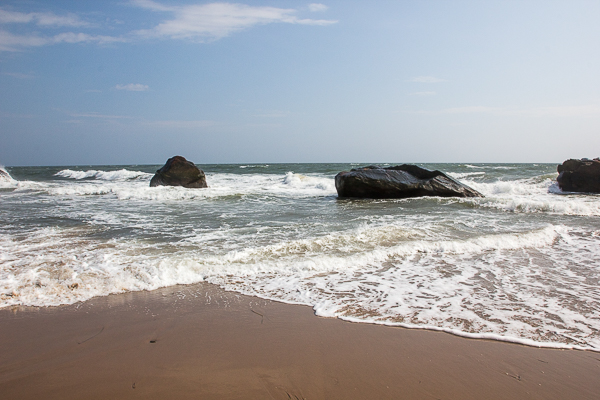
[
  {"xmin": 0, "ymin": 167, "xmax": 17, "ymax": 188},
  {"xmin": 55, "ymin": 169, "xmax": 152, "ymax": 181}
]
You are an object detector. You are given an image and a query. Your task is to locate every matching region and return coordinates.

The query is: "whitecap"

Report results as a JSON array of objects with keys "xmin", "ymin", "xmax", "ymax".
[
  {"xmin": 0, "ymin": 166, "xmax": 17, "ymax": 188},
  {"xmin": 55, "ymin": 169, "xmax": 152, "ymax": 181}
]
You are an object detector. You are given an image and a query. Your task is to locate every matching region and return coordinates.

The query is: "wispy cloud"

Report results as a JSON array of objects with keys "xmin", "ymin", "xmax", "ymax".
[
  {"xmin": 143, "ymin": 119, "xmax": 215, "ymax": 128},
  {"xmin": 0, "ymin": 7, "xmax": 124, "ymax": 52},
  {"xmin": 2, "ymin": 71, "xmax": 35, "ymax": 79},
  {"xmin": 52, "ymin": 32, "xmax": 124, "ymax": 44},
  {"xmin": 409, "ymin": 76, "xmax": 446, "ymax": 83},
  {"xmin": 0, "ymin": 30, "xmax": 47, "ymax": 51},
  {"xmin": 0, "ymin": 29, "xmax": 125, "ymax": 52},
  {"xmin": 115, "ymin": 83, "xmax": 149, "ymax": 91},
  {"xmin": 308, "ymin": 4, "xmax": 329, "ymax": 12},
  {"xmin": 411, "ymin": 91, "xmax": 436, "ymax": 96},
  {"xmin": 70, "ymin": 112, "xmax": 134, "ymax": 119},
  {"xmin": 0, "ymin": 7, "xmax": 90, "ymax": 27},
  {"xmin": 131, "ymin": 1, "xmax": 338, "ymax": 41},
  {"xmin": 0, "ymin": 2, "xmax": 336, "ymax": 52}
]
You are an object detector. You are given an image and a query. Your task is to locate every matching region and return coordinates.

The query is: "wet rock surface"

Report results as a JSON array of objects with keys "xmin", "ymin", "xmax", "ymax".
[
  {"xmin": 150, "ymin": 156, "xmax": 207, "ymax": 188},
  {"xmin": 335, "ymin": 164, "xmax": 483, "ymax": 199},
  {"xmin": 557, "ymin": 158, "xmax": 600, "ymax": 193}
]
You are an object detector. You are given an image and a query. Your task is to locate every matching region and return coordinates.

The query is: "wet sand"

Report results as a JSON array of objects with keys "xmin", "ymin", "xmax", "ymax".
[{"xmin": 1, "ymin": 283, "xmax": 599, "ymax": 399}]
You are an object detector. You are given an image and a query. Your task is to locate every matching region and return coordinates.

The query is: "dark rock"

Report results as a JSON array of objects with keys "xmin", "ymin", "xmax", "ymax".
[
  {"xmin": 335, "ymin": 165, "xmax": 483, "ymax": 199},
  {"xmin": 150, "ymin": 156, "xmax": 207, "ymax": 188},
  {"xmin": 556, "ymin": 158, "xmax": 600, "ymax": 193}
]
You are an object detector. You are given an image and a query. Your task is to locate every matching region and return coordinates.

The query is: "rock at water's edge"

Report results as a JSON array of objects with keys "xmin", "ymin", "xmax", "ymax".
[
  {"xmin": 335, "ymin": 164, "xmax": 483, "ymax": 199},
  {"xmin": 150, "ymin": 156, "xmax": 207, "ymax": 188},
  {"xmin": 557, "ymin": 158, "xmax": 600, "ymax": 193}
]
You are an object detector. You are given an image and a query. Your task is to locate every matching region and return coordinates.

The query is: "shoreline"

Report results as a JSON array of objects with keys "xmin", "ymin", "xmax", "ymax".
[{"xmin": 1, "ymin": 283, "xmax": 599, "ymax": 399}]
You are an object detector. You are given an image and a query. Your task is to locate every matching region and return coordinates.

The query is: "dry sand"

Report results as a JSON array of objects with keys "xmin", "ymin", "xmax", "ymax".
[{"xmin": 1, "ymin": 283, "xmax": 599, "ymax": 399}]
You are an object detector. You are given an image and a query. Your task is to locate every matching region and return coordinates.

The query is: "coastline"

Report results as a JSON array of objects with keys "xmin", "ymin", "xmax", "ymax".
[{"xmin": 1, "ymin": 283, "xmax": 599, "ymax": 399}]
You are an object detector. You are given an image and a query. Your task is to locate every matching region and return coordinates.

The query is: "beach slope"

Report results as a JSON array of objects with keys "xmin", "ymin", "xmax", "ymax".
[{"xmin": 1, "ymin": 283, "xmax": 599, "ymax": 399}]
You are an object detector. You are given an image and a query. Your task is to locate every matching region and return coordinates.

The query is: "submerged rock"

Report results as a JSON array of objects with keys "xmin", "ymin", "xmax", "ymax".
[
  {"xmin": 335, "ymin": 164, "xmax": 483, "ymax": 199},
  {"xmin": 150, "ymin": 156, "xmax": 207, "ymax": 188},
  {"xmin": 557, "ymin": 158, "xmax": 600, "ymax": 193}
]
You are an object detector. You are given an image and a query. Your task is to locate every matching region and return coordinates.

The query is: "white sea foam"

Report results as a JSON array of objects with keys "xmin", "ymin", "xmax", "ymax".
[
  {"xmin": 0, "ymin": 166, "xmax": 17, "ymax": 188},
  {"xmin": 462, "ymin": 177, "xmax": 600, "ymax": 216},
  {"xmin": 0, "ymin": 224, "xmax": 561, "ymax": 306},
  {"xmin": 239, "ymin": 164, "xmax": 269, "ymax": 169},
  {"xmin": 41, "ymin": 171, "xmax": 337, "ymax": 200},
  {"xmin": 55, "ymin": 169, "xmax": 152, "ymax": 181},
  {"xmin": 448, "ymin": 171, "xmax": 485, "ymax": 179},
  {"xmin": 464, "ymin": 164, "xmax": 516, "ymax": 170},
  {"xmin": 2, "ymin": 164, "xmax": 600, "ymax": 351}
]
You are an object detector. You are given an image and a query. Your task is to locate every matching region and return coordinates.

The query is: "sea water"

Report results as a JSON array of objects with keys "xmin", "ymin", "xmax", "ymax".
[{"xmin": 1, "ymin": 163, "xmax": 599, "ymax": 350}]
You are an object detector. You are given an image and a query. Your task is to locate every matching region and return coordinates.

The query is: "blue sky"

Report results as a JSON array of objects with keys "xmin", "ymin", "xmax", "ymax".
[{"xmin": 1, "ymin": 0, "xmax": 599, "ymax": 166}]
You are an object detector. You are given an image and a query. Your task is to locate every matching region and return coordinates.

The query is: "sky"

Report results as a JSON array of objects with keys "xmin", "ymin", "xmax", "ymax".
[{"xmin": 1, "ymin": 0, "xmax": 599, "ymax": 166}]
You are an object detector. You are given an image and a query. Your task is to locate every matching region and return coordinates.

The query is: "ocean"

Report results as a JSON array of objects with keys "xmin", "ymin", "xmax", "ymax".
[{"xmin": 1, "ymin": 163, "xmax": 599, "ymax": 351}]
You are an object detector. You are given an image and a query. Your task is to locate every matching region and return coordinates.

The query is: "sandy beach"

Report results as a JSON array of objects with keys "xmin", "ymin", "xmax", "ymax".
[{"xmin": 1, "ymin": 283, "xmax": 598, "ymax": 400}]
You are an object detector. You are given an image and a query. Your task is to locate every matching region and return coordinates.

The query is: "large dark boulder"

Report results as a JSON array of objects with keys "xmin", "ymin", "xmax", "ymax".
[
  {"xmin": 335, "ymin": 165, "xmax": 483, "ymax": 199},
  {"xmin": 150, "ymin": 156, "xmax": 207, "ymax": 188},
  {"xmin": 557, "ymin": 158, "xmax": 600, "ymax": 193}
]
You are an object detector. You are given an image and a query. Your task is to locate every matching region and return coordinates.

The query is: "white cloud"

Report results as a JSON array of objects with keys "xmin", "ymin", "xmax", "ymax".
[
  {"xmin": 411, "ymin": 91, "xmax": 436, "ymax": 96},
  {"xmin": 51, "ymin": 32, "xmax": 125, "ymax": 45},
  {"xmin": 130, "ymin": 0, "xmax": 174, "ymax": 12},
  {"xmin": 0, "ymin": 29, "xmax": 125, "ymax": 51},
  {"xmin": 308, "ymin": 4, "xmax": 329, "ymax": 12},
  {"xmin": 132, "ymin": 1, "xmax": 337, "ymax": 41},
  {"xmin": 0, "ymin": 7, "xmax": 124, "ymax": 51},
  {"xmin": 143, "ymin": 119, "xmax": 215, "ymax": 128},
  {"xmin": 0, "ymin": 29, "xmax": 47, "ymax": 51},
  {"xmin": 115, "ymin": 83, "xmax": 149, "ymax": 91},
  {"xmin": 0, "ymin": 7, "xmax": 90, "ymax": 27},
  {"xmin": 2, "ymin": 72, "xmax": 35, "ymax": 79},
  {"xmin": 409, "ymin": 76, "xmax": 446, "ymax": 83}
]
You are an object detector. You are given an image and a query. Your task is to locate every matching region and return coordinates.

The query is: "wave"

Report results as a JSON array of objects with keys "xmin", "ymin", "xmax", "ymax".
[
  {"xmin": 464, "ymin": 164, "xmax": 517, "ymax": 170},
  {"xmin": 0, "ymin": 224, "xmax": 561, "ymax": 307},
  {"xmin": 447, "ymin": 171, "xmax": 485, "ymax": 179},
  {"xmin": 0, "ymin": 166, "xmax": 17, "ymax": 188},
  {"xmin": 43, "ymin": 172, "xmax": 336, "ymax": 200},
  {"xmin": 55, "ymin": 169, "xmax": 152, "ymax": 181},
  {"xmin": 463, "ymin": 177, "xmax": 600, "ymax": 216},
  {"xmin": 199, "ymin": 225, "xmax": 561, "ymax": 274},
  {"xmin": 281, "ymin": 172, "xmax": 335, "ymax": 192},
  {"xmin": 2, "ymin": 221, "xmax": 599, "ymax": 350},
  {"xmin": 239, "ymin": 164, "xmax": 270, "ymax": 169}
]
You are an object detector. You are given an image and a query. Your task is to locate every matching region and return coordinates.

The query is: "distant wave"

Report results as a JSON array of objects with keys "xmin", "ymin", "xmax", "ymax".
[
  {"xmin": 41, "ymin": 172, "xmax": 336, "ymax": 200},
  {"xmin": 464, "ymin": 164, "xmax": 517, "ymax": 170},
  {"xmin": 447, "ymin": 171, "xmax": 485, "ymax": 179},
  {"xmin": 55, "ymin": 169, "xmax": 152, "ymax": 181}
]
